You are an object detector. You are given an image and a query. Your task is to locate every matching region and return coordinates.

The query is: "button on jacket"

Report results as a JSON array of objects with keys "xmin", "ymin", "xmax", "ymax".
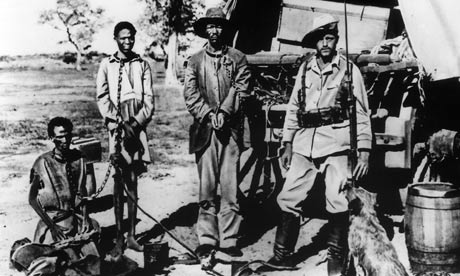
[{"xmin": 282, "ymin": 54, "xmax": 372, "ymax": 158}]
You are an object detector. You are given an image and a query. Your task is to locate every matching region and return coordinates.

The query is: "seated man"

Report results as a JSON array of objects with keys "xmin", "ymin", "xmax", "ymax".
[{"xmin": 28, "ymin": 117, "xmax": 100, "ymax": 275}]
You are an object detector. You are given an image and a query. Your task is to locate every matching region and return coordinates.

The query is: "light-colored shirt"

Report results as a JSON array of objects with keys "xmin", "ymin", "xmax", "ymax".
[
  {"xmin": 282, "ymin": 54, "xmax": 372, "ymax": 158},
  {"xmin": 96, "ymin": 53, "xmax": 155, "ymax": 163}
]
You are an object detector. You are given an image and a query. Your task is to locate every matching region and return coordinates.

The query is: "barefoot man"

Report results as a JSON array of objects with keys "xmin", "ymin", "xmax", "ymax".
[
  {"xmin": 29, "ymin": 117, "xmax": 101, "ymax": 275},
  {"xmin": 96, "ymin": 21, "xmax": 155, "ymax": 258}
]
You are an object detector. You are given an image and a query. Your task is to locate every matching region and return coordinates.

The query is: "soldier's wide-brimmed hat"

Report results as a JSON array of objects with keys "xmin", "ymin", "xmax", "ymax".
[
  {"xmin": 302, "ymin": 14, "xmax": 339, "ymax": 48},
  {"xmin": 193, "ymin": 7, "xmax": 229, "ymax": 38}
]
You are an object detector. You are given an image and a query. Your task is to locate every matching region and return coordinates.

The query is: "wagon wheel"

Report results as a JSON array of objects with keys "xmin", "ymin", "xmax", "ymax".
[{"xmin": 239, "ymin": 143, "xmax": 284, "ymax": 204}]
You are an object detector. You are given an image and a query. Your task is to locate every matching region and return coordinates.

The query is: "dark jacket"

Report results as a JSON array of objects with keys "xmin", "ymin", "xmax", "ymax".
[{"xmin": 184, "ymin": 46, "xmax": 251, "ymax": 153}]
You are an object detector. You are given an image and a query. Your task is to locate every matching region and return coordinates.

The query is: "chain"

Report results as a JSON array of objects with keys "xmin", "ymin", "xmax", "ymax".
[
  {"xmin": 82, "ymin": 162, "xmax": 113, "ymax": 200},
  {"xmin": 77, "ymin": 59, "xmax": 125, "ymax": 202},
  {"xmin": 115, "ymin": 59, "xmax": 124, "ymax": 152}
]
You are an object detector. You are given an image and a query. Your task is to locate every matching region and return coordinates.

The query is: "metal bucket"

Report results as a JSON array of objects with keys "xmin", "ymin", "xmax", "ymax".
[{"xmin": 143, "ymin": 242, "xmax": 169, "ymax": 272}]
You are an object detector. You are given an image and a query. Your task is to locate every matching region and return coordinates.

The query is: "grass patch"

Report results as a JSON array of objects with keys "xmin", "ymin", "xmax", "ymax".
[{"xmin": 1, "ymin": 65, "xmax": 195, "ymax": 169}]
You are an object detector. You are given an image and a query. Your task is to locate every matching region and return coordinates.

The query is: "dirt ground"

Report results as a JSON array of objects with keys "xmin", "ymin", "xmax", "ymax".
[{"xmin": 0, "ymin": 60, "xmax": 451, "ymax": 276}]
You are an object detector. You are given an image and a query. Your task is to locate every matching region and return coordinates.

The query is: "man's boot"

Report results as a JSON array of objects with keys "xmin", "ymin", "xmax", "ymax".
[
  {"xmin": 267, "ymin": 212, "xmax": 300, "ymax": 268},
  {"xmin": 327, "ymin": 212, "xmax": 349, "ymax": 276}
]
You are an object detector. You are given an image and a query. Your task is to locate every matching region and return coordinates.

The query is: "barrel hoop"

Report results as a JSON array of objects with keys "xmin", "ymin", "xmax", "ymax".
[{"xmin": 406, "ymin": 202, "xmax": 460, "ymax": 210}]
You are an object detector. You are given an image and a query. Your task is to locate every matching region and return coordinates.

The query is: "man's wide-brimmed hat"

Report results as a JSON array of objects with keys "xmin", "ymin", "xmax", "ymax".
[
  {"xmin": 193, "ymin": 7, "xmax": 229, "ymax": 38},
  {"xmin": 302, "ymin": 14, "xmax": 339, "ymax": 49}
]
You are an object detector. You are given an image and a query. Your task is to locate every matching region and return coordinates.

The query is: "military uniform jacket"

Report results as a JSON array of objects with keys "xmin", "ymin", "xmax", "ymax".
[{"xmin": 282, "ymin": 53, "xmax": 372, "ymax": 158}]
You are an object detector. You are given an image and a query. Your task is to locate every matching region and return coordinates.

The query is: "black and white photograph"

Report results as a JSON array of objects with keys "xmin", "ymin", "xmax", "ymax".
[{"xmin": 1, "ymin": 0, "xmax": 460, "ymax": 275}]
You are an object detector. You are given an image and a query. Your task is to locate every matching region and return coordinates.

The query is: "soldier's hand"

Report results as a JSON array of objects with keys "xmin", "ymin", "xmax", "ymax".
[
  {"xmin": 281, "ymin": 143, "xmax": 293, "ymax": 170},
  {"xmin": 354, "ymin": 151, "xmax": 370, "ymax": 180}
]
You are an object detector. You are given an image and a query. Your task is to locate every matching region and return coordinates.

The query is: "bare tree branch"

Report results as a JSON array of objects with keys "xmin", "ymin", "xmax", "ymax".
[{"xmin": 38, "ymin": 0, "xmax": 107, "ymax": 70}]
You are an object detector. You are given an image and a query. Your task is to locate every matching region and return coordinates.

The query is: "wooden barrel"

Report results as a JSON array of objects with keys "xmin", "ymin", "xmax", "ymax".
[{"xmin": 405, "ymin": 182, "xmax": 460, "ymax": 273}]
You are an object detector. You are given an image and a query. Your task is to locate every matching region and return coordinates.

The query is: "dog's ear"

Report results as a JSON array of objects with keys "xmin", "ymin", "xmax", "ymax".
[{"xmin": 348, "ymin": 198, "xmax": 363, "ymax": 215}]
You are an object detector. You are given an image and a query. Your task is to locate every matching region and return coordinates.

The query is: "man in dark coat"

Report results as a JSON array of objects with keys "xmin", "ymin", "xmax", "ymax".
[{"xmin": 184, "ymin": 7, "xmax": 251, "ymax": 259}]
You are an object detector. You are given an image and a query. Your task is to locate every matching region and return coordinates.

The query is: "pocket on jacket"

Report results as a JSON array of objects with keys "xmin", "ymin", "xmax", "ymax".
[{"xmin": 189, "ymin": 120, "xmax": 212, "ymax": 154}]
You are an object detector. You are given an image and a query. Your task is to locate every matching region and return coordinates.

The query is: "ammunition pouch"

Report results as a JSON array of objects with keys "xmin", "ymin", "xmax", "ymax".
[{"xmin": 297, "ymin": 106, "xmax": 348, "ymax": 128}]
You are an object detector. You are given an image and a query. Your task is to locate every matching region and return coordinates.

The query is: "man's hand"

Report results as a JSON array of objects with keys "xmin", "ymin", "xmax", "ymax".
[
  {"xmin": 110, "ymin": 152, "xmax": 127, "ymax": 168},
  {"xmin": 122, "ymin": 121, "xmax": 136, "ymax": 140},
  {"xmin": 50, "ymin": 225, "xmax": 67, "ymax": 241},
  {"xmin": 353, "ymin": 151, "xmax": 370, "ymax": 180},
  {"xmin": 281, "ymin": 142, "xmax": 293, "ymax": 170},
  {"xmin": 209, "ymin": 112, "xmax": 226, "ymax": 130},
  {"xmin": 80, "ymin": 217, "xmax": 93, "ymax": 234},
  {"xmin": 216, "ymin": 112, "xmax": 225, "ymax": 130},
  {"xmin": 80, "ymin": 218, "xmax": 93, "ymax": 234}
]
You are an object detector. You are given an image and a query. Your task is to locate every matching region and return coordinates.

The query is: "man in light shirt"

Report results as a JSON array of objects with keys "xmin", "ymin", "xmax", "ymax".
[{"xmin": 266, "ymin": 14, "xmax": 372, "ymax": 275}]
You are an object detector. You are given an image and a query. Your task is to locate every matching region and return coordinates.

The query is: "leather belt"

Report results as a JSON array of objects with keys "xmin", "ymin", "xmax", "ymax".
[{"xmin": 297, "ymin": 106, "xmax": 348, "ymax": 128}]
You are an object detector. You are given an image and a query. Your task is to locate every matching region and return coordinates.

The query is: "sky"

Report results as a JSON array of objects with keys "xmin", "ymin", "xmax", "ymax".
[{"xmin": 0, "ymin": 0, "xmax": 220, "ymax": 56}]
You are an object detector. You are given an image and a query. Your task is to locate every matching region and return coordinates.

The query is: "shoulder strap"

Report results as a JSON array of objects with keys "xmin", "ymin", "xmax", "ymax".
[
  {"xmin": 336, "ymin": 59, "xmax": 352, "ymax": 108},
  {"xmin": 298, "ymin": 60, "xmax": 309, "ymax": 112}
]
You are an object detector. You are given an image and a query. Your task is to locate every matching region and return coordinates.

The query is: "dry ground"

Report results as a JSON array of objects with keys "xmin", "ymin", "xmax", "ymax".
[{"xmin": 0, "ymin": 59, "xmax": 437, "ymax": 276}]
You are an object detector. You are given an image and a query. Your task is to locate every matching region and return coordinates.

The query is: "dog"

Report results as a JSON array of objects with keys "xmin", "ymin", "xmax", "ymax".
[{"xmin": 346, "ymin": 186, "xmax": 409, "ymax": 276}]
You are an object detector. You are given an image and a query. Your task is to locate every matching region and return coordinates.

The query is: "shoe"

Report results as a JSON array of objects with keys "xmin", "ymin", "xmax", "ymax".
[
  {"xmin": 195, "ymin": 244, "xmax": 215, "ymax": 259},
  {"xmin": 220, "ymin": 246, "xmax": 243, "ymax": 257}
]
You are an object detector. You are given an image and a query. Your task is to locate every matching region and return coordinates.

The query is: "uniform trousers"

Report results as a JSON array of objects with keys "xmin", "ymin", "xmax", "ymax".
[{"xmin": 277, "ymin": 152, "xmax": 349, "ymax": 215}]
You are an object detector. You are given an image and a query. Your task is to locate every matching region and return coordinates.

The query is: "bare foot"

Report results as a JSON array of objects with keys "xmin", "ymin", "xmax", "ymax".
[{"xmin": 126, "ymin": 236, "xmax": 143, "ymax": 252}]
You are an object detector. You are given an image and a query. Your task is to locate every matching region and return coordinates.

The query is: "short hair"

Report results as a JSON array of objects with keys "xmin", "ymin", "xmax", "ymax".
[
  {"xmin": 113, "ymin": 21, "xmax": 137, "ymax": 37},
  {"xmin": 47, "ymin": 117, "xmax": 73, "ymax": 138}
]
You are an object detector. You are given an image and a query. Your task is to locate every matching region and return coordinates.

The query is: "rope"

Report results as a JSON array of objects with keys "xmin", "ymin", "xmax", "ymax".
[
  {"xmin": 121, "ymin": 184, "xmax": 199, "ymax": 259},
  {"xmin": 233, "ymin": 260, "xmax": 300, "ymax": 276},
  {"xmin": 102, "ymin": 57, "xmax": 224, "ymax": 276},
  {"xmin": 114, "ymin": 58, "xmax": 201, "ymax": 264}
]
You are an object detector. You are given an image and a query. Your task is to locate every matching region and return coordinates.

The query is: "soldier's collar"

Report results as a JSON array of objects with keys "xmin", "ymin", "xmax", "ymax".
[{"xmin": 308, "ymin": 53, "xmax": 340, "ymax": 74}]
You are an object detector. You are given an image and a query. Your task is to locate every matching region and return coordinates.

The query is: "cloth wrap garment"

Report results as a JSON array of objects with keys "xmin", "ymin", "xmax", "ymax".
[{"xmin": 30, "ymin": 149, "xmax": 100, "ymax": 275}]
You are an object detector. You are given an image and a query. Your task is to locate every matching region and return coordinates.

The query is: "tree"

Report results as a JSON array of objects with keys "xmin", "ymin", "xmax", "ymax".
[
  {"xmin": 39, "ymin": 0, "xmax": 107, "ymax": 71},
  {"xmin": 138, "ymin": 0, "xmax": 205, "ymax": 84}
]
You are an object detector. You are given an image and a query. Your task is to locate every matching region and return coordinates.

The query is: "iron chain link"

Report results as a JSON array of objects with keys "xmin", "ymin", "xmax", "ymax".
[{"xmin": 78, "ymin": 59, "xmax": 125, "ymax": 202}]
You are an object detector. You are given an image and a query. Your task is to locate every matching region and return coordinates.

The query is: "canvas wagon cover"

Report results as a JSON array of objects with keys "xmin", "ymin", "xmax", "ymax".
[
  {"xmin": 399, "ymin": 0, "xmax": 460, "ymax": 80},
  {"xmin": 274, "ymin": 0, "xmax": 390, "ymax": 53}
]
